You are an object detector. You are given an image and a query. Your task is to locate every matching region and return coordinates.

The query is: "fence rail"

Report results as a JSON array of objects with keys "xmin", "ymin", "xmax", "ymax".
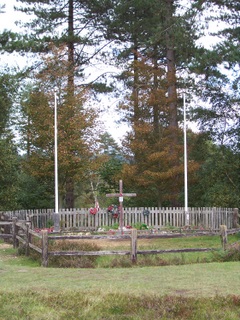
[
  {"xmin": 0, "ymin": 207, "xmax": 239, "ymax": 230},
  {"xmin": 1, "ymin": 218, "xmax": 239, "ymax": 267}
]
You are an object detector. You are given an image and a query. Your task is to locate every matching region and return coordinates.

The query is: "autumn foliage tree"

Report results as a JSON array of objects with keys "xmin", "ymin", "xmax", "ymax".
[
  {"xmin": 82, "ymin": 0, "xmax": 201, "ymax": 206},
  {"xmin": 117, "ymin": 57, "xmax": 199, "ymax": 206},
  {"xmin": 19, "ymin": 46, "xmax": 99, "ymax": 208},
  {"xmin": 1, "ymin": 0, "xmax": 238, "ymax": 210}
]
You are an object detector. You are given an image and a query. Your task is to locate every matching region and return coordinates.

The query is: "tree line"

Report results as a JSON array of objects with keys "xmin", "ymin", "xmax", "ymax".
[{"xmin": 0, "ymin": 0, "xmax": 239, "ymax": 211}]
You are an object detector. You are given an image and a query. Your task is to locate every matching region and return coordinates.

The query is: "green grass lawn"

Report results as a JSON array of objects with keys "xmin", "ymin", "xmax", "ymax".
[
  {"xmin": 0, "ymin": 234, "xmax": 240, "ymax": 319},
  {"xmin": 92, "ymin": 233, "xmax": 240, "ymax": 267}
]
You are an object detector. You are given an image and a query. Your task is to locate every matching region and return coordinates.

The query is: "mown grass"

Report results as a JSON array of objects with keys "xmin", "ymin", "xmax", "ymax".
[
  {"xmin": 94, "ymin": 234, "xmax": 224, "ymax": 268},
  {"xmin": 5, "ymin": 233, "xmax": 240, "ymax": 268},
  {"xmin": 1, "ymin": 261, "xmax": 240, "ymax": 320},
  {"xmin": 1, "ymin": 235, "xmax": 240, "ymax": 319}
]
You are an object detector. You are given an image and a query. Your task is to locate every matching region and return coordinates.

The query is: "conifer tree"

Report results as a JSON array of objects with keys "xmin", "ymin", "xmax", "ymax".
[
  {"xmin": 0, "ymin": 72, "xmax": 20, "ymax": 209},
  {"xmin": 191, "ymin": 0, "xmax": 239, "ymax": 151},
  {"xmin": 19, "ymin": 46, "xmax": 99, "ymax": 208},
  {"xmin": 12, "ymin": 0, "xmax": 108, "ymax": 207},
  {"xmin": 83, "ymin": 0, "xmax": 201, "ymax": 205}
]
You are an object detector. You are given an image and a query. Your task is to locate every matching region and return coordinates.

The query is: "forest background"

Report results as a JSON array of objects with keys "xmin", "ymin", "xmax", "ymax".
[{"xmin": 0, "ymin": 0, "xmax": 239, "ymax": 211}]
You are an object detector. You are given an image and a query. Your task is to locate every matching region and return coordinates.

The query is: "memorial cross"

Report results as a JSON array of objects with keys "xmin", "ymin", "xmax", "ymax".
[{"xmin": 106, "ymin": 180, "xmax": 136, "ymax": 234}]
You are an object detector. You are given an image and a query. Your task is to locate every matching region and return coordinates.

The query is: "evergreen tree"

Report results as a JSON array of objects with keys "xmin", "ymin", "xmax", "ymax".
[
  {"xmin": 18, "ymin": 47, "xmax": 99, "ymax": 208},
  {"xmin": 0, "ymin": 72, "xmax": 20, "ymax": 210},
  {"xmin": 191, "ymin": 0, "xmax": 239, "ymax": 151},
  {"xmin": 189, "ymin": 138, "xmax": 240, "ymax": 208},
  {"xmin": 83, "ymin": 0, "xmax": 202, "ymax": 206},
  {"xmin": 11, "ymin": 0, "xmax": 110, "ymax": 207}
]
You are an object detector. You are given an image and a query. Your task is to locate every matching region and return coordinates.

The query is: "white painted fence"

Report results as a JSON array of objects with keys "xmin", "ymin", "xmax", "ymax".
[{"xmin": 1, "ymin": 207, "xmax": 238, "ymax": 230}]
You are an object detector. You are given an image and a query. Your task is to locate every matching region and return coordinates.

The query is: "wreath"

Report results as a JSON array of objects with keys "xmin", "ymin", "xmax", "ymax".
[
  {"xmin": 89, "ymin": 207, "xmax": 98, "ymax": 215},
  {"xmin": 107, "ymin": 205, "xmax": 120, "ymax": 219},
  {"xmin": 142, "ymin": 209, "xmax": 150, "ymax": 216},
  {"xmin": 89, "ymin": 200, "xmax": 100, "ymax": 215}
]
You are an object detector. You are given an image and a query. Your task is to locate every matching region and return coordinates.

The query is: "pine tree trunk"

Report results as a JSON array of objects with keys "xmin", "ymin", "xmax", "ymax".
[
  {"xmin": 166, "ymin": 46, "xmax": 178, "ymax": 130},
  {"xmin": 165, "ymin": 0, "xmax": 180, "ymax": 206},
  {"xmin": 152, "ymin": 50, "xmax": 160, "ymax": 137},
  {"xmin": 65, "ymin": 176, "xmax": 74, "ymax": 209},
  {"xmin": 166, "ymin": 0, "xmax": 178, "ymax": 134},
  {"xmin": 133, "ymin": 41, "xmax": 139, "ymax": 130},
  {"xmin": 65, "ymin": 0, "xmax": 75, "ymax": 208}
]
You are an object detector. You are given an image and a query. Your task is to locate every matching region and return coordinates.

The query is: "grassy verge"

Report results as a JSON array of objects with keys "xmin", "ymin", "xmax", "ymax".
[
  {"xmin": 1, "ymin": 235, "xmax": 240, "ymax": 319},
  {"xmin": 2, "ymin": 233, "xmax": 240, "ymax": 268},
  {"xmin": 1, "ymin": 290, "xmax": 240, "ymax": 320}
]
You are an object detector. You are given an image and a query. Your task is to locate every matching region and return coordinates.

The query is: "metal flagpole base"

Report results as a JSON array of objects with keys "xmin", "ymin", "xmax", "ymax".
[{"xmin": 53, "ymin": 213, "xmax": 60, "ymax": 232}]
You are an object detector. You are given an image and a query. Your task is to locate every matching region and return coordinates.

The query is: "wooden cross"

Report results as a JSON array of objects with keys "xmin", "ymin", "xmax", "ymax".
[{"xmin": 106, "ymin": 180, "xmax": 136, "ymax": 234}]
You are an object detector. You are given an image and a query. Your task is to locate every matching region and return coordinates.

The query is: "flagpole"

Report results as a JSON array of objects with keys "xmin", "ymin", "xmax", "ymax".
[
  {"xmin": 183, "ymin": 93, "xmax": 189, "ymax": 225},
  {"xmin": 54, "ymin": 89, "xmax": 60, "ymax": 232}
]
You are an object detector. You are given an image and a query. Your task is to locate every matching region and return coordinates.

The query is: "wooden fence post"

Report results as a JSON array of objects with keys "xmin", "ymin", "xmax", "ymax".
[
  {"xmin": 131, "ymin": 228, "xmax": 137, "ymax": 263},
  {"xmin": 233, "ymin": 208, "xmax": 239, "ymax": 229},
  {"xmin": 12, "ymin": 217, "xmax": 18, "ymax": 249},
  {"xmin": 41, "ymin": 230, "xmax": 49, "ymax": 267},
  {"xmin": 25, "ymin": 222, "xmax": 30, "ymax": 256},
  {"xmin": 220, "ymin": 225, "xmax": 227, "ymax": 250}
]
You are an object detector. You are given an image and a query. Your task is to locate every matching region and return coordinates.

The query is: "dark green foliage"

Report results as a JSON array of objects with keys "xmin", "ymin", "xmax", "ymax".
[
  {"xmin": 0, "ymin": 0, "xmax": 239, "ymax": 210},
  {"xmin": 0, "ymin": 72, "xmax": 17, "ymax": 135},
  {"xmin": 0, "ymin": 74, "xmax": 20, "ymax": 210},
  {"xmin": 97, "ymin": 133, "xmax": 125, "ymax": 199},
  {"xmin": 188, "ymin": 141, "xmax": 240, "ymax": 207},
  {"xmin": 190, "ymin": 0, "xmax": 240, "ymax": 153},
  {"xmin": 0, "ymin": 138, "xmax": 20, "ymax": 210},
  {"xmin": 16, "ymin": 171, "xmax": 54, "ymax": 209}
]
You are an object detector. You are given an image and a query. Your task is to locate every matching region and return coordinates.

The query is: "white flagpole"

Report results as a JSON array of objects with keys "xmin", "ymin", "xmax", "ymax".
[
  {"xmin": 183, "ymin": 93, "xmax": 189, "ymax": 225},
  {"xmin": 54, "ymin": 89, "xmax": 60, "ymax": 231}
]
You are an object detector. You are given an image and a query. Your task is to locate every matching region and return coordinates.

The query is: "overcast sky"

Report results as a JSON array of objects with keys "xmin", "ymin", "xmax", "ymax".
[
  {"xmin": 0, "ymin": 1, "xmax": 129, "ymax": 143},
  {"xmin": 1, "ymin": 1, "xmax": 224, "ymax": 142}
]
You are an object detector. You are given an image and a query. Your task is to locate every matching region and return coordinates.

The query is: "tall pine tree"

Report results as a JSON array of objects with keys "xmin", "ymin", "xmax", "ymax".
[
  {"xmin": 12, "ymin": 0, "xmax": 108, "ymax": 207},
  {"xmin": 83, "ymin": 0, "xmax": 201, "ymax": 205}
]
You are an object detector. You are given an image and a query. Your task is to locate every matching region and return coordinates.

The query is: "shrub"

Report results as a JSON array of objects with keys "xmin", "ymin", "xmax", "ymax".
[
  {"xmin": 46, "ymin": 219, "xmax": 54, "ymax": 228},
  {"xmin": 212, "ymin": 242, "xmax": 240, "ymax": 262}
]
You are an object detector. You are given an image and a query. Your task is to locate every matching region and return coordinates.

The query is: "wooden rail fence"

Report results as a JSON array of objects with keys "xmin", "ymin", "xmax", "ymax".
[
  {"xmin": 1, "ymin": 218, "xmax": 239, "ymax": 267},
  {"xmin": 1, "ymin": 207, "xmax": 239, "ymax": 230}
]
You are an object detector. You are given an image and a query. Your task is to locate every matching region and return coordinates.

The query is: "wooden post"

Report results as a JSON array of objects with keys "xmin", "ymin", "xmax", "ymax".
[
  {"xmin": 25, "ymin": 222, "xmax": 30, "ymax": 256},
  {"xmin": 131, "ymin": 228, "xmax": 137, "ymax": 263},
  {"xmin": 12, "ymin": 217, "xmax": 18, "ymax": 249},
  {"xmin": 41, "ymin": 230, "xmax": 49, "ymax": 267},
  {"xmin": 233, "ymin": 208, "xmax": 239, "ymax": 229},
  {"xmin": 220, "ymin": 225, "xmax": 228, "ymax": 250}
]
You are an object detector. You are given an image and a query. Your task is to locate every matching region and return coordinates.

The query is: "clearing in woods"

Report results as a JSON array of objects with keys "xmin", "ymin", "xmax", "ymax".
[
  {"xmin": 1, "ymin": 235, "xmax": 240, "ymax": 297},
  {"xmin": 1, "ymin": 238, "xmax": 240, "ymax": 319}
]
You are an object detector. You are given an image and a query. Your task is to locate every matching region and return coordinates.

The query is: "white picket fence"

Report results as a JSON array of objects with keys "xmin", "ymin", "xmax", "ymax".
[{"xmin": 1, "ymin": 207, "xmax": 238, "ymax": 230}]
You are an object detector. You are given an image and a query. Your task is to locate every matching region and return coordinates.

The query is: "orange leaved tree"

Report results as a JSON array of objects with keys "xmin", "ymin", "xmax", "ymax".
[{"xmin": 20, "ymin": 46, "xmax": 100, "ymax": 208}]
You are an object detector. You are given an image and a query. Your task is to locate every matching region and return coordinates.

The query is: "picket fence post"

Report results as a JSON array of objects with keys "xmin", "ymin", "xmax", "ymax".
[{"xmin": 233, "ymin": 208, "xmax": 239, "ymax": 228}]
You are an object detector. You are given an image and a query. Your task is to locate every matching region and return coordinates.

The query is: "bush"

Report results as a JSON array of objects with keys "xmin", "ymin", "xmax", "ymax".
[
  {"xmin": 46, "ymin": 219, "xmax": 54, "ymax": 228},
  {"xmin": 213, "ymin": 242, "xmax": 240, "ymax": 262}
]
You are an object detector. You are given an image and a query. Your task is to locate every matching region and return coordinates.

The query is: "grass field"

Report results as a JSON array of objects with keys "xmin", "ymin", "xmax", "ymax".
[{"xmin": 1, "ymin": 234, "xmax": 240, "ymax": 319}]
